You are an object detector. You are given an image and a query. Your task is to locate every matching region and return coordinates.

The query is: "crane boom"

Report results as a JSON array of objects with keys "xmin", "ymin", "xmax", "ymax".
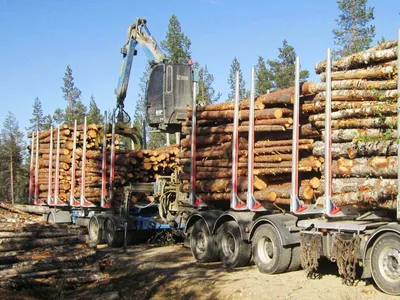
[{"xmin": 115, "ymin": 18, "xmax": 165, "ymax": 123}]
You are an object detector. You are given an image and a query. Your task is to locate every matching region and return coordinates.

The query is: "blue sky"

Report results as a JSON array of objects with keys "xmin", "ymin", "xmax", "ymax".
[{"xmin": 1, "ymin": 0, "xmax": 399, "ymax": 133}]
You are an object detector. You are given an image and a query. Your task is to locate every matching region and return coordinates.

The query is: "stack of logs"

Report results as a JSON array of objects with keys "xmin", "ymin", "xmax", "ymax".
[
  {"xmin": 179, "ymin": 88, "xmax": 323, "ymax": 207},
  {"xmin": 0, "ymin": 202, "xmax": 103, "ymax": 289},
  {"xmin": 302, "ymin": 40, "xmax": 398, "ymax": 209},
  {"xmin": 29, "ymin": 125, "xmax": 180, "ymax": 206}
]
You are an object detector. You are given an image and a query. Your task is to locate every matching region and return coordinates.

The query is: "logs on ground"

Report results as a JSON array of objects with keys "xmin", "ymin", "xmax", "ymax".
[{"xmin": 0, "ymin": 202, "xmax": 105, "ymax": 289}]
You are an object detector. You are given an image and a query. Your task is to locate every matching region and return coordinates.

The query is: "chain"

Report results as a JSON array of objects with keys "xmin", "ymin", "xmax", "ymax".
[
  {"xmin": 300, "ymin": 233, "xmax": 321, "ymax": 278},
  {"xmin": 331, "ymin": 234, "xmax": 360, "ymax": 285}
]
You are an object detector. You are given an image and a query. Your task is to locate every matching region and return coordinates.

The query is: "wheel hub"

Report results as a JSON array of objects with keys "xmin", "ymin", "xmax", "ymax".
[
  {"xmin": 258, "ymin": 237, "xmax": 274, "ymax": 263},
  {"xmin": 196, "ymin": 232, "xmax": 206, "ymax": 252},
  {"xmin": 382, "ymin": 249, "xmax": 400, "ymax": 280}
]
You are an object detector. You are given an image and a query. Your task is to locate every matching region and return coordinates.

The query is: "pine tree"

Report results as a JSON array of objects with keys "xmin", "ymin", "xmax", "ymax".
[
  {"xmin": 0, "ymin": 112, "xmax": 27, "ymax": 203},
  {"xmin": 57, "ymin": 65, "xmax": 86, "ymax": 125},
  {"xmin": 87, "ymin": 95, "xmax": 103, "ymax": 124},
  {"xmin": 160, "ymin": 15, "xmax": 191, "ymax": 64},
  {"xmin": 333, "ymin": 0, "xmax": 375, "ymax": 57},
  {"xmin": 197, "ymin": 65, "xmax": 221, "ymax": 106},
  {"xmin": 27, "ymin": 97, "xmax": 46, "ymax": 132},
  {"xmin": 254, "ymin": 56, "xmax": 273, "ymax": 96},
  {"xmin": 227, "ymin": 57, "xmax": 247, "ymax": 101},
  {"xmin": 267, "ymin": 40, "xmax": 309, "ymax": 90}
]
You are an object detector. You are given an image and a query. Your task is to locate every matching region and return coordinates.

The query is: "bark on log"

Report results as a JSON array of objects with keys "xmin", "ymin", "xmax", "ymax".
[
  {"xmin": 195, "ymin": 98, "xmax": 265, "ymax": 111},
  {"xmin": 302, "ymin": 101, "xmax": 392, "ymax": 114},
  {"xmin": 323, "ymin": 128, "xmax": 398, "ymax": 143},
  {"xmin": 314, "ymin": 117, "xmax": 396, "ymax": 129},
  {"xmin": 188, "ymin": 108, "xmax": 285, "ymax": 121},
  {"xmin": 309, "ymin": 104, "xmax": 397, "ymax": 122},
  {"xmin": 316, "ymin": 178, "xmax": 397, "ymax": 195},
  {"xmin": 313, "ymin": 90, "xmax": 397, "ymax": 102},
  {"xmin": 0, "ymin": 235, "xmax": 90, "ymax": 252},
  {"xmin": 180, "ymin": 134, "xmax": 232, "ymax": 148},
  {"xmin": 319, "ymin": 60, "xmax": 397, "ymax": 81},
  {"xmin": 315, "ymin": 41, "xmax": 397, "ymax": 73},
  {"xmin": 328, "ymin": 156, "xmax": 398, "ymax": 178},
  {"xmin": 302, "ymin": 79, "xmax": 397, "ymax": 94},
  {"xmin": 313, "ymin": 140, "xmax": 398, "ymax": 159}
]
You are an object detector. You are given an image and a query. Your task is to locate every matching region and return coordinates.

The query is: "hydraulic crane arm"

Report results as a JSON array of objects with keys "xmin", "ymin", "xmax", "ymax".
[{"xmin": 115, "ymin": 18, "xmax": 165, "ymax": 123}]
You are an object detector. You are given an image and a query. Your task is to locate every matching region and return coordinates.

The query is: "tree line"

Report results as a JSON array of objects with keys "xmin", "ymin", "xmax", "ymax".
[{"xmin": 0, "ymin": 0, "xmax": 377, "ymax": 203}]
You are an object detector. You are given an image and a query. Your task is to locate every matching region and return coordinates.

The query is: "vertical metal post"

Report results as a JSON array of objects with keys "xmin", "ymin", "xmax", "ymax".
[
  {"xmin": 80, "ymin": 117, "xmax": 88, "ymax": 206},
  {"xmin": 247, "ymin": 68, "xmax": 261, "ymax": 210},
  {"xmin": 397, "ymin": 29, "xmax": 400, "ymax": 220},
  {"xmin": 54, "ymin": 126, "xmax": 61, "ymax": 205},
  {"xmin": 166, "ymin": 133, "xmax": 170, "ymax": 146},
  {"xmin": 131, "ymin": 121, "xmax": 135, "ymax": 150},
  {"xmin": 70, "ymin": 121, "xmax": 78, "ymax": 206},
  {"xmin": 290, "ymin": 57, "xmax": 301, "ymax": 213},
  {"xmin": 109, "ymin": 114, "xmax": 116, "ymax": 204},
  {"xmin": 101, "ymin": 113, "xmax": 108, "ymax": 208},
  {"xmin": 231, "ymin": 71, "xmax": 244, "ymax": 209},
  {"xmin": 189, "ymin": 80, "xmax": 200, "ymax": 206},
  {"xmin": 47, "ymin": 127, "xmax": 54, "ymax": 205},
  {"xmin": 34, "ymin": 131, "xmax": 39, "ymax": 204},
  {"xmin": 175, "ymin": 132, "xmax": 181, "ymax": 145},
  {"xmin": 29, "ymin": 132, "xmax": 35, "ymax": 204},
  {"xmin": 142, "ymin": 119, "xmax": 147, "ymax": 149},
  {"xmin": 324, "ymin": 48, "xmax": 335, "ymax": 215}
]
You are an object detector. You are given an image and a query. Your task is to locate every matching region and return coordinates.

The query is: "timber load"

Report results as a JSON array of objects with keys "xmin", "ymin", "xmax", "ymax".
[
  {"xmin": 305, "ymin": 40, "xmax": 399, "ymax": 209},
  {"xmin": 179, "ymin": 87, "xmax": 322, "ymax": 208},
  {"xmin": 28, "ymin": 124, "xmax": 180, "ymax": 206},
  {"xmin": 0, "ymin": 202, "xmax": 105, "ymax": 289}
]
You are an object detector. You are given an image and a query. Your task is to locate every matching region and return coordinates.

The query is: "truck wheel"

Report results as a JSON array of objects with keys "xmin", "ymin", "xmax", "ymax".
[
  {"xmin": 190, "ymin": 219, "xmax": 218, "ymax": 263},
  {"xmin": 217, "ymin": 221, "xmax": 251, "ymax": 268},
  {"xmin": 370, "ymin": 232, "xmax": 400, "ymax": 295},
  {"xmin": 89, "ymin": 216, "xmax": 105, "ymax": 245},
  {"xmin": 287, "ymin": 245, "xmax": 301, "ymax": 271},
  {"xmin": 104, "ymin": 218, "xmax": 124, "ymax": 248},
  {"xmin": 252, "ymin": 224, "xmax": 291, "ymax": 274}
]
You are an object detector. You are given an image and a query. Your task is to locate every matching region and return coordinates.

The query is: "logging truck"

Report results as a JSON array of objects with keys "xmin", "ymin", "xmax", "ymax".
[{"xmin": 28, "ymin": 19, "xmax": 400, "ymax": 296}]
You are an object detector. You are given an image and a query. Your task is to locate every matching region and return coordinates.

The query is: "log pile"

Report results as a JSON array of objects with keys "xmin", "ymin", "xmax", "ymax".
[
  {"xmin": 304, "ymin": 40, "xmax": 399, "ymax": 209},
  {"xmin": 29, "ymin": 125, "xmax": 180, "ymax": 206},
  {"xmin": 179, "ymin": 88, "xmax": 322, "ymax": 207},
  {"xmin": 0, "ymin": 203, "xmax": 104, "ymax": 289}
]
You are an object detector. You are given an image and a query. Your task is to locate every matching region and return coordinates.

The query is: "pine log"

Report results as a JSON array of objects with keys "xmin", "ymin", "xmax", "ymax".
[
  {"xmin": 309, "ymin": 104, "xmax": 397, "ymax": 122},
  {"xmin": 188, "ymin": 108, "xmax": 284, "ymax": 121},
  {"xmin": 319, "ymin": 60, "xmax": 397, "ymax": 81},
  {"xmin": 180, "ymin": 134, "xmax": 232, "ymax": 148},
  {"xmin": 302, "ymin": 101, "xmax": 391, "ymax": 114},
  {"xmin": 302, "ymin": 79, "xmax": 397, "ymax": 94},
  {"xmin": 313, "ymin": 140, "xmax": 398, "ymax": 159},
  {"xmin": 256, "ymin": 87, "xmax": 295, "ymax": 105},
  {"xmin": 315, "ymin": 178, "xmax": 397, "ymax": 195},
  {"xmin": 314, "ymin": 117, "xmax": 396, "ymax": 129},
  {"xmin": 323, "ymin": 128, "xmax": 398, "ymax": 143},
  {"xmin": 329, "ymin": 156, "xmax": 397, "ymax": 178},
  {"xmin": 0, "ymin": 235, "xmax": 90, "ymax": 252},
  {"xmin": 181, "ymin": 124, "xmax": 287, "ymax": 135},
  {"xmin": 315, "ymin": 41, "xmax": 397, "ymax": 73},
  {"xmin": 313, "ymin": 89, "xmax": 397, "ymax": 102},
  {"xmin": 239, "ymin": 154, "xmax": 293, "ymax": 162},
  {"xmin": 195, "ymin": 98, "xmax": 265, "ymax": 111},
  {"xmin": 330, "ymin": 187, "xmax": 397, "ymax": 207}
]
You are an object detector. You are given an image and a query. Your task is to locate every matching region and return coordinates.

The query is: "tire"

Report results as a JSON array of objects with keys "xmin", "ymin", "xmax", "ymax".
[
  {"xmin": 190, "ymin": 219, "xmax": 219, "ymax": 263},
  {"xmin": 104, "ymin": 218, "xmax": 124, "ymax": 248},
  {"xmin": 370, "ymin": 233, "xmax": 400, "ymax": 295},
  {"xmin": 88, "ymin": 216, "xmax": 105, "ymax": 245},
  {"xmin": 217, "ymin": 221, "xmax": 251, "ymax": 268},
  {"xmin": 287, "ymin": 245, "xmax": 301, "ymax": 271},
  {"xmin": 252, "ymin": 224, "xmax": 291, "ymax": 274}
]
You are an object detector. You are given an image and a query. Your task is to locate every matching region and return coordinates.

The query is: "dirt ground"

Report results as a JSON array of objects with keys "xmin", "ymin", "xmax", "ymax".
[{"xmin": 58, "ymin": 243, "xmax": 397, "ymax": 300}]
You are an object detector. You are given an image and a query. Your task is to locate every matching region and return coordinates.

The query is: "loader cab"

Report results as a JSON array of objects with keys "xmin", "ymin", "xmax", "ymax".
[{"xmin": 145, "ymin": 63, "xmax": 193, "ymax": 133}]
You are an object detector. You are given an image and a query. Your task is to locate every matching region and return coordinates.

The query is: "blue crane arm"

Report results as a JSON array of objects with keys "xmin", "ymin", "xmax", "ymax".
[{"xmin": 115, "ymin": 18, "xmax": 165, "ymax": 123}]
